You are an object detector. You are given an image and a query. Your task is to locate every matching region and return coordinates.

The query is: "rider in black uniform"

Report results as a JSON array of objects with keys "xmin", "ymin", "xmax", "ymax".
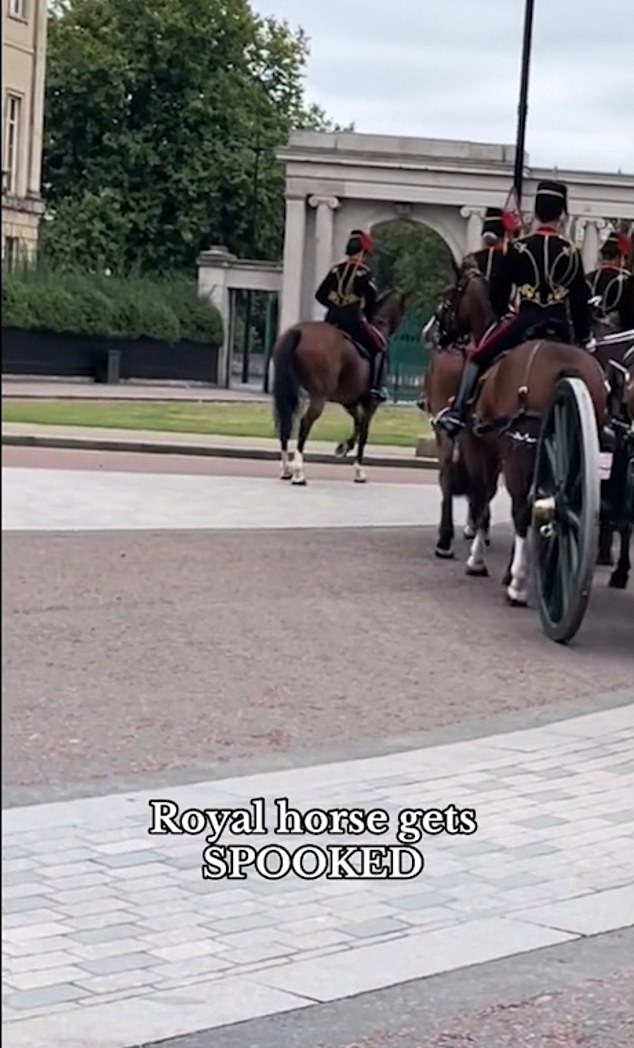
[
  {"xmin": 587, "ymin": 230, "xmax": 634, "ymax": 332},
  {"xmin": 315, "ymin": 229, "xmax": 387, "ymax": 402},
  {"xmin": 472, "ymin": 208, "xmax": 511, "ymax": 320},
  {"xmin": 436, "ymin": 180, "xmax": 593, "ymax": 438}
]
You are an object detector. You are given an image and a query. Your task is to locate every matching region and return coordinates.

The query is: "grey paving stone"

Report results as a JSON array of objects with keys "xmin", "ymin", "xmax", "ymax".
[
  {"xmin": 2, "ymin": 880, "xmax": 49, "ymax": 898},
  {"xmin": 2, "ymin": 846, "xmax": 31, "ymax": 860},
  {"xmin": 93, "ymin": 850, "xmax": 169, "ymax": 868},
  {"xmin": 70, "ymin": 938, "xmax": 152, "ymax": 961},
  {"xmin": 71, "ymin": 909, "xmax": 136, "ymax": 931},
  {"xmin": 74, "ymin": 970, "xmax": 159, "ymax": 996},
  {"xmin": 507, "ymin": 842, "xmax": 562, "ymax": 858},
  {"xmin": 3, "ymin": 920, "xmax": 74, "ymax": 942},
  {"xmin": 221, "ymin": 941, "xmax": 295, "ymax": 965},
  {"xmin": 7, "ymin": 964, "xmax": 88, "ymax": 992},
  {"xmin": 150, "ymin": 940, "xmax": 228, "ymax": 963},
  {"xmin": 337, "ymin": 914, "xmax": 412, "ymax": 939},
  {"xmin": 72, "ymin": 923, "xmax": 145, "ymax": 945},
  {"xmin": 4, "ymin": 949, "xmax": 81, "ymax": 974},
  {"xmin": 515, "ymin": 815, "xmax": 569, "ymax": 829},
  {"xmin": 80, "ymin": 950, "xmax": 160, "ymax": 975},
  {"xmin": 212, "ymin": 913, "xmax": 275, "ymax": 935},
  {"xmin": 3, "ymin": 907, "xmax": 66, "ymax": 928},
  {"xmin": 600, "ymin": 810, "xmax": 634, "ymax": 824},
  {"xmin": 56, "ymin": 897, "xmax": 132, "ymax": 917},
  {"xmin": 4, "ymin": 982, "xmax": 88, "ymax": 1010},
  {"xmin": 2, "ymin": 895, "xmax": 52, "ymax": 914}
]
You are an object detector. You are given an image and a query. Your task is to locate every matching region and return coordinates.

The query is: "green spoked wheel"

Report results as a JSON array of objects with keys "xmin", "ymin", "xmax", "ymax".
[{"xmin": 531, "ymin": 377, "xmax": 601, "ymax": 644}]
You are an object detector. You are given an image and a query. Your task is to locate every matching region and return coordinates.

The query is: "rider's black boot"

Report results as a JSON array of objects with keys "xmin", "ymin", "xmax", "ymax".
[
  {"xmin": 435, "ymin": 360, "xmax": 480, "ymax": 438},
  {"xmin": 369, "ymin": 351, "xmax": 388, "ymax": 402}
]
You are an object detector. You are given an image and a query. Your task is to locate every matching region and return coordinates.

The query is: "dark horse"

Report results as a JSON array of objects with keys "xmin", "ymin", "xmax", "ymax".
[
  {"xmin": 422, "ymin": 309, "xmax": 493, "ymax": 558},
  {"xmin": 272, "ymin": 290, "xmax": 406, "ymax": 485},
  {"xmin": 435, "ymin": 259, "xmax": 608, "ymax": 606},
  {"xmin": 593, "ymin": 328, "xmax": 634, "ymax": 585}
]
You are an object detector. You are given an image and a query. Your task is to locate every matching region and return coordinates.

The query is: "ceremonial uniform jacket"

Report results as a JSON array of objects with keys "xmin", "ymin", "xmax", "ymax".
[
  {"xmin": 472, "ymin": 247, "xmax": 511, "ymax": 319},
  {"xmin": 490, "ymin": 228, "xmax": 591, "ymax": 344},
  {"xmin": 586, "ymin": 263, "xmax": 634, "ymax": 331},
  {"xmin": 315, "ymin": 259, "xmax": 377, "ymax": 322}
]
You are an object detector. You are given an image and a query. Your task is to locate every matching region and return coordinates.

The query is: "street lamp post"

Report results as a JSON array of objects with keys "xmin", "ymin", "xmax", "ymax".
[
  {"xmin": 241, "ymin": 124, "xmax": 262, "ymax": 385},
  {"xmin": 513, "ymin": 0, "xmax": 535, "ymax": 208}
]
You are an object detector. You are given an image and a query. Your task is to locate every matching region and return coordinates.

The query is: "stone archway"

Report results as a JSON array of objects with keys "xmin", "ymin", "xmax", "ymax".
[{"xmin": 276, "ymin": 130, "xmax": 634, "ymax": 333}]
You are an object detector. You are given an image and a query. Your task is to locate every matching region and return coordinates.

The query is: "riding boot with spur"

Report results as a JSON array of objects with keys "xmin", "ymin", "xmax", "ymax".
[{"xmin": 435, "ymin": 360, "xmax": 480, "ymax": 438}]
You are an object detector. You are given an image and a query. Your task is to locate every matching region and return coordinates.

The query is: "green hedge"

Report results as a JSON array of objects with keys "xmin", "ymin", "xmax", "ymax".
[{"xmin": 1, "ymin": 266, "xmax": 223, "ymax": 345}]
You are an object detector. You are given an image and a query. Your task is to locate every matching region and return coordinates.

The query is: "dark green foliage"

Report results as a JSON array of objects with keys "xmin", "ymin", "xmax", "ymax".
[
  {"xmin": 372, "ymin": 221, "xmax": 455, "ymax": 317},
  {"xmin": 2, "ymin": 263, "xmax": 223, "ymax": 344},
  {"xmin": 41, "ymin": 0, "xmax": 345, "ymax": 275}
]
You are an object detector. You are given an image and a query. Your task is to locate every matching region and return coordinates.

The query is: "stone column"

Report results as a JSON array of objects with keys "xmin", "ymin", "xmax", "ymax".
[
  {"xmin": 28, "ymin": 0, "xmax": 48, "ymax": 197},
  {"xmin": 460, "ymin": 207, "xmax": 485, "ymax": 254},
  {"xmin": 197, "ymin": 246, "xmax": 233, "ymax": 387},
  {"xmin": 581, "ymin": 219, "xmax": 606, "ymax": 271},
  {"xmin": 279, "ymin": 195, "xmax": 307, "ymax": 333},
  {"xmin": 308, "ymin": 195, "xmax": 339, "ymax": 319}
]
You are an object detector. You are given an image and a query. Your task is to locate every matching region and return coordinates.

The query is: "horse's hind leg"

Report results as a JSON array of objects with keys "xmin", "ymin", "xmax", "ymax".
[
  {"xmin": 335, "ymin": 407, "xmax": 360, "ymax": 459},
  {"xmin": 609, "ymin": 522, "xmax": 631, "ymax": 589},
  {"xmin": 436, "ymin": 459, "xmax": 455, "ymax": 558},
  {"xmin": 597, "ymin": 521, "xmax": 613, "ymax": 565},
  {"xmin": 465, "ymin": 501, "xmax": 491, "ymax": 545},
  {"xmin": 293, "ymin": 397, "xmax": 325, "ymax": 486},
  {"xmin": 465, "ymin": 492, "xmax": 491, "ymax": 577},
  {"xmin": 352, "ymin": 406, "xmax": 376, "ymax": 484},
  {"xmin": 504, "ymin": 442, "xmax": 535, "ymax": 607}
]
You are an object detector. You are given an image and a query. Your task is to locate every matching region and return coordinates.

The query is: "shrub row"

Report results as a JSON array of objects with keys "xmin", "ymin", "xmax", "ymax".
[{"xmin": 1, "ymin": 265, "xmax": 223, "ymax": 345}]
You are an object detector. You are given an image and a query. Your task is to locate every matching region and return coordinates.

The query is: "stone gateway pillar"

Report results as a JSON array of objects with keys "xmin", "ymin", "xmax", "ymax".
[
  {"xmin": 309, "ymin": 195, "xmax": 340, "ymax": 320},
  {"xmin": 279, "ymin": 195, "xmax": 307, "ymax": 333}
]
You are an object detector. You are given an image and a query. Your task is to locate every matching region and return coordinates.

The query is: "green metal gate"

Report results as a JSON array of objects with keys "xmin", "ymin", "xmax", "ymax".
[{"xmin": 386, "ymin": 311, "xmax": 429, "ymax": 402}]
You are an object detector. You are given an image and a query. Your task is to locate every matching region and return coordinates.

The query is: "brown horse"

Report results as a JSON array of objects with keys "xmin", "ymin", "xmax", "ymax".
[
  {"xmin": 272, "ymin": 290, "xmax": 406, "ymax": 485},
  {"xmin": 421, "ymin": 313, "xmax": 494, "ymax": 558},
  {"xmin": 435, "ymin": 260, "xmax": 608, "ymax": 607}
]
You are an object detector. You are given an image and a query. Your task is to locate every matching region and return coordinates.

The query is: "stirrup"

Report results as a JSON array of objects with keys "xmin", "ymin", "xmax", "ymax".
[{"xmin": 434, "ymin": 407, "xmax": 464, "ymax": 436}]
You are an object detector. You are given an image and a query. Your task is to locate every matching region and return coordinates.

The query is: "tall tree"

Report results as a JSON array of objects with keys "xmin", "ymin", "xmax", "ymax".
[
  {"xmin": 41, "ymin": 0, "xmax": 341, "ymax": 274},
  {"xmin": 372, "ymin": 221, "xmax": 454, "ymax": 316}
]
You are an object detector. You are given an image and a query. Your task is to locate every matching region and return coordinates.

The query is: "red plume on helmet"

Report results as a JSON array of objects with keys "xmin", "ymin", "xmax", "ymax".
[
  {"xmin": 617, "ymin": 231, "xmax": 632, "ymax": 258},
  {"xmin": 358, "ymin": 230, "xmax": 374, "ymax": 253}
]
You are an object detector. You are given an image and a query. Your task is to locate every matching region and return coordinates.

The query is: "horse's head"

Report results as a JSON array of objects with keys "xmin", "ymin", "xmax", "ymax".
[
  {"xmin": 372, "ymin": 289, "xmax": 407, "ymax": 337},
  {"xmin": 435, "ymin": 257, "xmax": 492, "ymax": 348}
]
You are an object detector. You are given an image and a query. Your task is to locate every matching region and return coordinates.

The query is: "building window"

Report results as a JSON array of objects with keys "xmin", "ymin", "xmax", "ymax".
[
  {"xmin": 4, "ymin": 95, "xmax": 22, "ymax": 195},
  {"xmin": 8, "ymin": 0, "xmax": 27, "ymax": 19},
  {"xmin": 3, "ymin": 237, "xmax": 22, "ymax": 270}
]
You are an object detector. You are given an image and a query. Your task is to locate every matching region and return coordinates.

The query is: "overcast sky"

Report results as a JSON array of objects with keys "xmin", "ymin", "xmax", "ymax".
[{"xmin": 253, "ymin": 0, "xmax": 634, "ymax": 173}]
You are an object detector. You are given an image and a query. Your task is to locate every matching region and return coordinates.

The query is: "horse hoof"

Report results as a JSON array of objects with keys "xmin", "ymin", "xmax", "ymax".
[
  {"xmin": 463, "ymin": 527, "xmax": 475, "ymax": 541},
  {"xmin": 502, "ymin": 572, "xmax": 511, "ymax": 587},
  {"xmin": 466, "ymin": 564, "xmax": 488, "ymax": 578},
  {"xmin": 354, "ymin": 476, "xmax": 367, "ymax": 485},
  {"xmin": 505, "ymin": 591, "xmax": 528, "ymax": 607},
  {"xmin": 334, "ymin": 444, "xmax": 348, "ymax": 459},
  {"xmin": 291, "ymin": 477, "xmax": 307, "ymax": 487},
  {"xmin": 484, "ymin": 536, "xmax": 491, "ymax": 548},
  {"xmin": 597, "ymin": 554, "xmax": 613, "ymax": 566},
  {"xmin": 435, "ymin": 546, "xmax": 455, "ymax": 560},
  {"xmin": 280, "ymin": 472, "xmax": 293, "ymax": 481},
  {"xmin": 609, "ymin": 572, "xmax": 628, "ymax": 590}
]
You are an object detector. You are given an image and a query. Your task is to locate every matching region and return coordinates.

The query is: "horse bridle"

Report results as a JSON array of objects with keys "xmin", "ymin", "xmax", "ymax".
[{"xmin": 436, "ymin": 263, "xmax": 484, "ymax": 349}]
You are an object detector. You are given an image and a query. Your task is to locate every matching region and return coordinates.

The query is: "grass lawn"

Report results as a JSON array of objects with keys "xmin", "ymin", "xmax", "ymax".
[{"xmin": 2, "ymin": 398, "xmax": 432, "ymax": 446}]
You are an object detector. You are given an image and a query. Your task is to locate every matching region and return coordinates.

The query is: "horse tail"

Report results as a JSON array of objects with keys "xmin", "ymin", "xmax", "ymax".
[{"xmin": 272, "ymin": 327, "xmax": 302, "ymax": 445}]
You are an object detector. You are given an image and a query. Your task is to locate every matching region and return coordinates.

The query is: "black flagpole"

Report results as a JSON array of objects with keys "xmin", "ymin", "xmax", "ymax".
[{"xmin": 513, "ymin": 0, "xmax": 535, "ymax": 207}]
